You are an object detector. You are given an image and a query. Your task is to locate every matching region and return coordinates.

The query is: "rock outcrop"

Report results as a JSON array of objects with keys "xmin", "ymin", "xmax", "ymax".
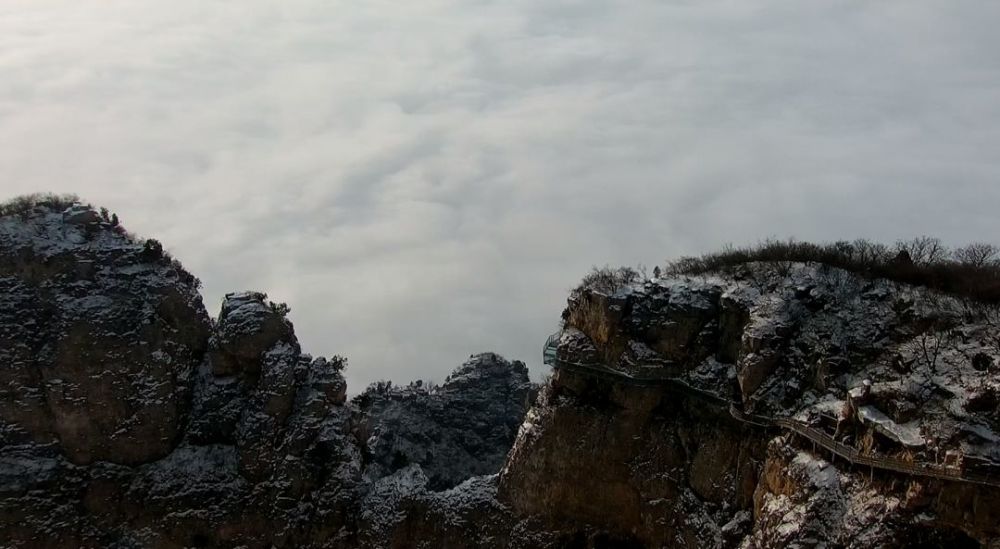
[
  {"xmin": 0, "ymin": 200, "xmax": 534, "ymax": 548},
  {"xmin": 353, "ymin": 353, "xmax": 534, "ymax": 490},
  {"xmin": 499, "ymin": 264, "xmax": 1000, "ymax": 547},
  {"xmin": 0, "ymin": 203, "xmax": 209, "ymax": 466}
]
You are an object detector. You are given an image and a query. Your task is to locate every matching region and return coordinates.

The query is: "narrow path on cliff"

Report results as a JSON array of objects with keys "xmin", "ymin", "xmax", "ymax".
[{"xmin": 542, "ymin": 335, "xmax": 1000, "ymax": 489}]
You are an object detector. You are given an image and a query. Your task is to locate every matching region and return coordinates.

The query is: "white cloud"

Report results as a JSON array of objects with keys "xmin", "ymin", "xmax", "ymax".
[{"xmin": 2, "ymin": 0, "xmax": 1000, "ymax": 390}]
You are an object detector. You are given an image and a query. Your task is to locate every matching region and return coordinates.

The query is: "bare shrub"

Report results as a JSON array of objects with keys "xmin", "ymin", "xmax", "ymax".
[
  {"xmin": 243, "ymin": 291, "xmax": 291, "ymax": 318},
  {"xmin": 574, "ymin": 265, "xmax": 643, "ymax": 296},
  {"xmin": 269, "ymin": 301, "xmax": 291, "ymax": 317},
  {"xmin": 665, "ymin": 237, "xmax": 1000, "ymax": 304},
  {"xmin": 0, "ymin": 193, "xmax": 82, "ymax": 219},
  {"xmin": 328, "ymin": 354, "xmax": 348, "ymax": 371}
]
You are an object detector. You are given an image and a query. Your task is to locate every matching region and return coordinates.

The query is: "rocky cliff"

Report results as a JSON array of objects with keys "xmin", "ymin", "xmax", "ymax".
[
  {"xmin": 499, "ymin": 265, "xmax": 1000, "ymax": 548},
  {"xmin": 0, "ymin": 199, "xmax": 533, "ymax": 548},
  {"xmin": 2, "ymin": 197, "xmax": 999, "ymax": 548}
]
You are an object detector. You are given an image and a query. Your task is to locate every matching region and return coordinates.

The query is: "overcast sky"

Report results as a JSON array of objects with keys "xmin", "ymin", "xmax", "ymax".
[{"xmin": 2, "ymin": 1, "xmax": 999, "ymax": 391}]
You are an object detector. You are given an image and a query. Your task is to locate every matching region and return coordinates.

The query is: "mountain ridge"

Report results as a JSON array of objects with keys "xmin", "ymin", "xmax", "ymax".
[{"xmin": 1, "ymin": 197, "xmax": 998, "ymax": 548}]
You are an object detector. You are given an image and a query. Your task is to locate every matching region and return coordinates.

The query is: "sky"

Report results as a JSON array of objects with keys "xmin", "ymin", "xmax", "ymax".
[{"xmin": 2, "ymin": 1, "xmax": 1000, "ymax": 391}]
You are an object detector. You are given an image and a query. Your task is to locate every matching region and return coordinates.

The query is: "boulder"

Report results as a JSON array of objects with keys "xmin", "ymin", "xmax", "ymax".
[
  {"xmin": 211, "ymin": 291, "xmax": 295, "ymax": 376},
  {"xmin": 0, "ymin": 206, "xmax": 211, "ymax": 465},
  {"xmin": 61, "ymin": 205, "xmax": 101, "ymax": 225}
]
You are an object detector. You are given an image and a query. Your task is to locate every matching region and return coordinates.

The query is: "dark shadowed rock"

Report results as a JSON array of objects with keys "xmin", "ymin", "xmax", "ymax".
[
  {"xmin": 0, "ymin": 203, "xmax": 210, "ymax": 465},
  {"xmin": 353, "ymin": 353, "xmax": 534, "ymax": 490},
  {"xmin": 211, "ymin": 291, "xmax": 296, "ymax": 376}
]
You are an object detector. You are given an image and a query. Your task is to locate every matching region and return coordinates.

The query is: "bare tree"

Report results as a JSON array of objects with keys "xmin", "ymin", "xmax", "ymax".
[
  {"xmin": 953, "ymin": 243, "xmax": 1000, "ymax": 267},
  {"xmin": 914, "ymin": 329, "xmax": 949, "ymax": 404},
  {"xmin": 895, "ymin": 236, "xmax": 948, "ymax": 265},
  {"xmin": 853, "ymin": 239, "xmax": 891, "ymax": 265}
]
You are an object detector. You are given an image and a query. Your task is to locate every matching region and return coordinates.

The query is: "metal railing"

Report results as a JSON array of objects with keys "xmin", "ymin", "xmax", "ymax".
[
  {"xmin": 543, "ymin": 332, "xmax": 560, "ymax": 366},
  {"xmin": 546, "ymin": 354, "xmax": 1000, "ymax": 489}
]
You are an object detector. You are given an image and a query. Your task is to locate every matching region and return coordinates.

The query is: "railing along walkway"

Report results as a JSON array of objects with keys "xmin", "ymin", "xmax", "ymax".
[{"xmin": 548, "ymin": 354, "xmax": 1000, "ymax": 489}]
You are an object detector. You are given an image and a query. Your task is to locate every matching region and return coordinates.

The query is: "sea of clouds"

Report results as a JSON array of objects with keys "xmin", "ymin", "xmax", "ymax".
[{"xmin": 2, "ymin": 0, "xmax": 999, "ymax": 390}]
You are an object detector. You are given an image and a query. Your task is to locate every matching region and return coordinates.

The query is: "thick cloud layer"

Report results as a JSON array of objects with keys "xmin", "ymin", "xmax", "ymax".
[{"xmin": 2, "ymin": 0, "xmax": 999, "ymax": 390}]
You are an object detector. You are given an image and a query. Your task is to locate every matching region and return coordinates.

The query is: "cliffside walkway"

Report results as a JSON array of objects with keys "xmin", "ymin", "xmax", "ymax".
[{"xmin": 542, "ymin": 337, "xmax": 1000, "ymax": 489}]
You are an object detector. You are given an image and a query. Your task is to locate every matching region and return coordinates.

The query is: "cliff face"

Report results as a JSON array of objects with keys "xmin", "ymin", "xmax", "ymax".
[
  {"xmin": 353, "ymin": 353, "xmax": 534, "ymax": 491},
  {"xmin": 3, "ymin": 200, "xmax": 1000, "ymax": 548},
  {"xmin": 498, "ymin": 373, "xmax": 761, "ymax": 548},
  {"xmin": 0, "ymin": 206, "xmax": 210, "ymax": 466},
  {"xmin": 498, "ymin": 265, "xmax": 1000, "ymax": 547},
  {"xmin": 0, "ymin": 202, "xmax": 533, "ymax": 548}
]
